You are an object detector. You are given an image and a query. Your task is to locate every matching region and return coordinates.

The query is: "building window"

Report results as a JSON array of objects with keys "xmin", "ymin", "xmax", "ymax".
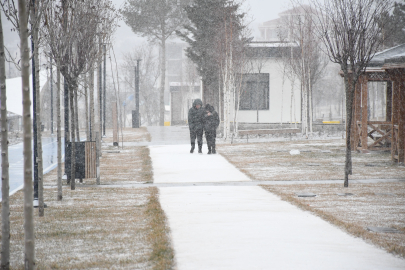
[{"xmin": 239, "ymin": 73, "xmax": 269, "ymax": 110}]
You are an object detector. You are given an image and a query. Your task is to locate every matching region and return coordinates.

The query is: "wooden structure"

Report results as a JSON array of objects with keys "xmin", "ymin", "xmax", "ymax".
[{"xmin": 350, "ymin": 44, "xmax": 405, "ymax": 163}]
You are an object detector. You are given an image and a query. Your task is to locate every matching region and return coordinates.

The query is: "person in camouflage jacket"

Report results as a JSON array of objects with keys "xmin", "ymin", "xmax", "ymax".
[
  {"xmin": 188, "ymin": 99, "xmax": 204, "ymax": 153},
  {"xmin": 203, "ymin": 104, "xmax": 220, "ymax": 154}
]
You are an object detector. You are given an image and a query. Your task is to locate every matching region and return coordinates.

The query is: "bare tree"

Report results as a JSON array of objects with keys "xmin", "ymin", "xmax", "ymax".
[
  {"xmin": 278, "ymin": 6, "xmax": 328, "ymax": 136},
  {"xmin": 121, "ymin": 0, "xmax": 190, "ymax": 126},
  {"xmin": 17, "ymin": 0, "xmax": 35, "ymax": 267},
  {"xmin": 44, "ymin": 0, "xmax": 117, "ymax": 188},
  {"xmin": 307, "ymin": 0, "xmax": 394, "ymax": 187},
  {"xmin": 121, "ymin": 44, "xmax": 160, "ymax": 126},
  {"xmin": 0, "ymin": 9, "xmax": 10, "ymax": 270},
  {"xmin": 215, "ymin": 0, "xmax": 248, "ymax": 141}
]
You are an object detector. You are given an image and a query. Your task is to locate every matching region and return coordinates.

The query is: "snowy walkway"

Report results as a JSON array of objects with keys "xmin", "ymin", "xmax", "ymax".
[{"xmin": 149, "ymin": 128, "xmax": 404, "ymax": 269}]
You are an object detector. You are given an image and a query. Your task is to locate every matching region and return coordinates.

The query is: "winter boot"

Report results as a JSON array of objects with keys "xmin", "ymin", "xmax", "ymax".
[
  {"xmin": 198, "ymin": 144, "xmax": 203, "ymax": 154},
  {"xmin": 190, "ymin": 144, "xmax": 195, "ymax": 154},
  {"xmin": 207, "ymin": 146, "xmax": 212, "ymax": 155},
  {"xmin": 212, "ymin": 146, "xmax": 216, "ymax": 154}
]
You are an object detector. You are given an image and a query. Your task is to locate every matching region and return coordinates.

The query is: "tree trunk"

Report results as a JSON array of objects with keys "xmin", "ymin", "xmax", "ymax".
[
  {"xmin": 18, "ymin": 0, "xmax": 35, "ymax": 267},
  {"xmin": 98, "ymin": 45, "xmax": 102, "ymax": 139},
  {"xmin": 32, "ymin": 20, "xmax": 44, "ymax": 217},
  {"xmin": 159, "ymin": 38, "xmax": 166, "ymax": 126},
  {"xmin": 70, "ymin": 83, "xmax": 76, "ymax": 190},
  {"xmin": 89, "ymin": 67, "xmax": 95, "ymax": 141},
  {"xmin": 85, "ymin": 73, "xmax": 90, "ymax": 141},
  {"xmin": 57, "ymin": 69, "xmax": 62, "ymax": 201},
  {"xmin": 309, "ymin": 68, "xmax": 313, "ymax": 133},
  {"xmin": 74, "ymin": 87, "xmax": 80, "ymax": 141},
  {"xmin": 343, "ymin": 69, "xmax": 355, "ymax": 188},
  {"xmin": 0, "ymin": 11, "xmax": 10, "ymax": 269},
  {"xmin": 64, "ymin": 76, "xmax": 69, "ymax": 182}
]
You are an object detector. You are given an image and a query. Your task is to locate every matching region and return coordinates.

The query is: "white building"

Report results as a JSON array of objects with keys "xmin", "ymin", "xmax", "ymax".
[{"xmin": 234, "ymin": 42, "xmax": 301, "ymax": 124}]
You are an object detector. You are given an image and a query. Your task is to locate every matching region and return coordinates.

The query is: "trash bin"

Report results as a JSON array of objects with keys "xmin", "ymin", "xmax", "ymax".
[{"xmin": 65, "ymin": 141, "xmax": 96, "ymax": 179}]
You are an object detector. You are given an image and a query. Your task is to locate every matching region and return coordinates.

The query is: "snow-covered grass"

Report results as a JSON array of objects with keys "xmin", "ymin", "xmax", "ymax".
[
  {"xmin": 102, "ymin": 127, "xmax": 152, "ymax": 145},
  {"xmin": 218, "ymin": 139, "xmax": 405, "ymax": 181},
  {"xmin": 2, "ymin": 127, "xmax": 175, "ymax": 269},
  {"xmin": 261, "ymin": 182, "xmax": 405, "ymax": 258},
  {"xmin": 44, "ymin": 145, "xmax": 153, "ymax": 186}
]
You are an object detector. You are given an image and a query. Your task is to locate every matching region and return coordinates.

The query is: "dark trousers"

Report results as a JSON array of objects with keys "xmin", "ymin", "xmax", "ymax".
[
  {"xmin": 205, "ymin": 130, "xmax": 216, "ymax": 149},
  {"xmin": 190, "ymin": 129, "xmax": 203, "ymax": 146}
]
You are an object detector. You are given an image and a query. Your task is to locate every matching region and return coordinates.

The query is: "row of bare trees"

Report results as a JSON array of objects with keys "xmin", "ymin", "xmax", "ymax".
[{"xmin": 0, "ymin": 0, "xmax": 117, "ymax": 268}]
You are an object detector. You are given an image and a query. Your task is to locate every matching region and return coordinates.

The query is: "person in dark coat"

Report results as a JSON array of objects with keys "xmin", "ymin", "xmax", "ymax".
[
  {"xmin": 203, "ymin": 104, "xmax": 220, "ymax": 154},
  {"xmin": 188, "ymin": 99, "xmax": 204, "ymax": 153}
]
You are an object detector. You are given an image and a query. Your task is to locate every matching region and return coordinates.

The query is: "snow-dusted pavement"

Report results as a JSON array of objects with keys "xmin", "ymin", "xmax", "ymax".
[
  {"xmin": 150, "ymin": 144, "xmax": 250, "ymax": 183},
  {"xmin": 151, "ymin": 142, "xmax": 405, "ymax": 269}
]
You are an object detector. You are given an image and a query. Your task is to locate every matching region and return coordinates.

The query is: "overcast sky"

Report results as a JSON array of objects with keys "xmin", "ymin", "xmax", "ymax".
[
  {"xmin": 111, "ymin": 0, "xmax": 295, "ymax": 63},
  {"xmin": 2, "ymin": 0, "xmax": 297, "ymax": 75}
]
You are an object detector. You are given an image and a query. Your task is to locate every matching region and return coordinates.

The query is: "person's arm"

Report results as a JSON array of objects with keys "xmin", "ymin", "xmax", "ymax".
[{"xmin": 215, "ymin": 112, "xmax": 220, "ymax": 129}]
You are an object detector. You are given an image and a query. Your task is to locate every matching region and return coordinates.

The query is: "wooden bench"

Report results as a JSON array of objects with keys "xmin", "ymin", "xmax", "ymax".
[{"xmin": 238, "ymin": 128, "xmax": 300, "ymax": 142}]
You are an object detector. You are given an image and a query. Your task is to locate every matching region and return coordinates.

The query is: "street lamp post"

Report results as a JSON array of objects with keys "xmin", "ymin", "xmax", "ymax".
[
  {"xmin": 103, "ymin": 44, "xmax": 106, "ymax": 137},
  {"xmin": 50, "ymin": 54, "xmax": 53, "ymax": 135},
  {"xmin": 136, "ymin": 59, "xmax": 141, "ymax": 127}
]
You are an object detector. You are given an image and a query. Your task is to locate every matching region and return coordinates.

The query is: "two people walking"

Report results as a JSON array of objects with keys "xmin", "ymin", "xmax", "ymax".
[{"xmin": 188, "ymin": 99, "xmax": 220, "ymax": 154}]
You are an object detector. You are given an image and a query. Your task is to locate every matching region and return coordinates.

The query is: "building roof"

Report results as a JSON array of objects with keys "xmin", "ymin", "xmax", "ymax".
[
  {"xmin": 368, "ymin": 44, "xmax": 405, "ymax": 68},
  {"xmin": 278, "ymin": 5, "xmax": 312, "ymax": 16},
  {"xmin": 4, "ymin": 70, "xmax": 49, "ymax": 116}
]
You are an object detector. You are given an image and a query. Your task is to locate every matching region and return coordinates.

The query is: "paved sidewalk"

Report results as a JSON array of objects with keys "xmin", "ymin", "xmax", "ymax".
[{"xmin": 150, "ymin": 142, "xmax": 404, "ymax": 269}]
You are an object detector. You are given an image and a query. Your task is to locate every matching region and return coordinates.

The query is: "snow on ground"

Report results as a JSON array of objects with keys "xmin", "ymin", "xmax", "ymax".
[
  {"xmin": 218, "ymin": 139, "xmax": 405, "ymax": 181},
  {"xmin": 149, "ymin": 144, "xmax": 250, "ymax": 183},
  {"xmin": 151, "ymin": 140, "xmax": 405, "ymax": 269},
  {"xmin": 262, "ymin": 182, "xmax": 405, "ymax": 258},
  {"xmin": 159, "ymin": 185, "xmax": 404, "ymax": 269}
]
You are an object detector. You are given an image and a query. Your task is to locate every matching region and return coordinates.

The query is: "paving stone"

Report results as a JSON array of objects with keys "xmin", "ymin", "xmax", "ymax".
[
  {"xmin": 374, "ymin": 193, "xmax": 395, "ymax": 196},
  {"xmin": 367, "ymin": 227, "xmax": 401, "ymax": 233},
  {"xmin": 296, "ymin": 192, "xmax": 317, "ymax": 197},
  {"xmin": 332, "ymin": 163, "xmax": 345, "ymax": 166},
  {"xmin": 337, "ymin": 193, "xmax": 354, "ymax": 196},
  {"xmin": 278, "ymin": 163, "xmax": 292, "ymax": 166},
  {"xmin": 365, "ymin": 163, "xmax": 380, "ymax": 167}
]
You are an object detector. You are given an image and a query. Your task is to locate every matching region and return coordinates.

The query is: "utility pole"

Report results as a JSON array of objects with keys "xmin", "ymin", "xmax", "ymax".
[
  {"xmin": 50, "ymin": 54, "xmax": 53, "ymax": 134},
  {"xmin": 103, "ymin": 44, "xmax": 106, "ymax": 137}
]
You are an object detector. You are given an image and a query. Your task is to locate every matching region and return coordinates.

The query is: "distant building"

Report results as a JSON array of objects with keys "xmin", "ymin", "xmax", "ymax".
[
  {"xmin": 166, "ymin": 42, "xmax": 201, "ymax": 125},
  {"xmin": 4, "ymin": 71, "xmax": 49, "ymax": 132},
  {"xmin": 258, "ymin": 6, "xmax": 311, "ymax": 42}
]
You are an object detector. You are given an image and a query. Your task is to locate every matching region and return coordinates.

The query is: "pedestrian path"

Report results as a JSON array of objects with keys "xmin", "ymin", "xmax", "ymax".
[
  {"xmin": 149, "ymin": 128, "xmax": 404, "ymax": 270},
  {"xmin": 149, "ymin": 145, "xmax": 250, "ymax": 183}
]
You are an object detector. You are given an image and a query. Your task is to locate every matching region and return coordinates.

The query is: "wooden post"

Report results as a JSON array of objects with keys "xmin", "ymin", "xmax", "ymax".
[
  {"xmin": 386, "ymin": 81, "xmax": 393, "ymax": 122},
  {"xmin": 112, "ymin": 102, "xmax": 118, "ymax": 146},
  {"xmin": 391, "ymin": 75, "xmax": 400, "ymax": 161},
  {"xmin": 398, "ymin": 74, "xmax": 405, "ymax": 163},
  {"xmin": 95, "ymin": 132, "xmax": 100, "ymax": 184},
  {"xmin": 361, "ymin": 77, "xmax": 368, "ymax": 150}
]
